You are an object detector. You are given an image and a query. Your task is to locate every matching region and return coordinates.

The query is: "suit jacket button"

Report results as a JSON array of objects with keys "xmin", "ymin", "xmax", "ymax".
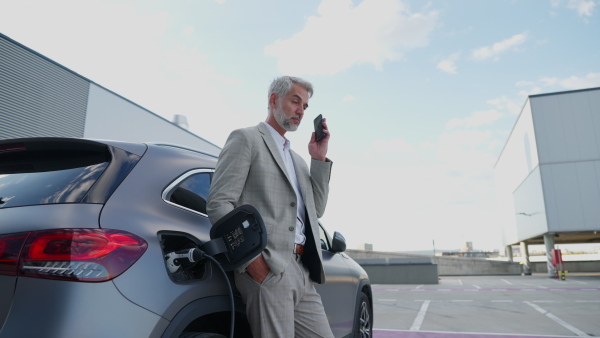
[
  {"xmin": 290, "ymin": 202, "xmax": 296, "ymax": 207},
  {"xmin": 289, "ymin": 226, "xmax": 295, "ymax": 231}
]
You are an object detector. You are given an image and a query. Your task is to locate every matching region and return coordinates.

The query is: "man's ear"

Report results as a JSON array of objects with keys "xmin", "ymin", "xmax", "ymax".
[{"xmin": 269, "ymin": 92, "xmax": 279, "ymax": 109}]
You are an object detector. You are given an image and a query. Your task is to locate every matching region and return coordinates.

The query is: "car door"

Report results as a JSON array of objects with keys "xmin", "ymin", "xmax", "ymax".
[{"xmin": 315, "ymin": 223, "xmax": 357, "ymax": 337}]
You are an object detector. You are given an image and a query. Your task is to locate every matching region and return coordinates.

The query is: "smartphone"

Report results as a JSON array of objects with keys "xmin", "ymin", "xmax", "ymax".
[{"xmin": 314, "ymin": 114, "xmax": 326, "ymax": 142}]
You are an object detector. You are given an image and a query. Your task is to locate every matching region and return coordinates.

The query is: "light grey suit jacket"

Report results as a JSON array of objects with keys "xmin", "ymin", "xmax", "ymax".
[{"xmin": 207, "ymin": 123, "xmax": 332, "ymax": 283}]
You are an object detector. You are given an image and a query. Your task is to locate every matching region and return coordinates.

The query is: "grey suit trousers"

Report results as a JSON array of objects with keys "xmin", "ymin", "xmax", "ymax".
[{"xmin": 234, "ymin": 254, "xmax": 334, "ymax": 338}]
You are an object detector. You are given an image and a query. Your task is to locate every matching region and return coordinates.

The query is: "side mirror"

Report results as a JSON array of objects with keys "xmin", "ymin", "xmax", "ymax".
[{"xmin": 330, "ymin": 231, "xmax": 346, "ymax": 253}]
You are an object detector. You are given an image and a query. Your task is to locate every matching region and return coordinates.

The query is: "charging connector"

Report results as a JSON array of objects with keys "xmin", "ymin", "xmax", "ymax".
[{"xmin": 165, "ymin": 248, "xmax": 205, "ymax": 273}]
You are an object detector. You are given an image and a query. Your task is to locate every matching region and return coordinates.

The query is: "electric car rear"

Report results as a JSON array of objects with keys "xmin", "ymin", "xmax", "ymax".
[{"xmin": 0, "ymin": 137, "xmax": 372, "ymax": 338}]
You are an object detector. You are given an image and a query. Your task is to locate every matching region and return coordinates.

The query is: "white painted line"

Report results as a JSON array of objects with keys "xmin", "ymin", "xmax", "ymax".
[
  {"xmin": 524, "ymin": 301, "xmax": 589, "ymax": 337},
  {"xmin": 457, "ymin": 279, "xmax": 463, "ymax": 285},
  {"xmin": 410, "ymin": 300, "xmax": 430, "ymax": 331},
  {"xmin": 532, "ymin": 300, "xmax": 557, "ymax": 303},
  {"xmin": 501, "ymin": 279, "xmax": 513, "ymax": 285},
  {"xmin": 472, "ymin": 284, "xmax": 481, "ymax": 289},
  {"xmin": 416, "ymin": 284, "xmax": 424, "ymax": 288},
  {"xmin": 576, "ymin": 300, "xmax": 600, "ymax": 303},
  {"xmin": 491, "ymin": 300, "xmax": 513, "ymax": 302},
  {"xmin": 569, "ymin": 279, "xmax": 586, "ymax": 285}
]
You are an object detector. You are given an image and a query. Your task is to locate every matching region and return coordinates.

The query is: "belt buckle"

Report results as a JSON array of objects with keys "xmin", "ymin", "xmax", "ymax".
[{"xmin": 294, "ymin": 244, "xmax": 304, "ymax": 255}]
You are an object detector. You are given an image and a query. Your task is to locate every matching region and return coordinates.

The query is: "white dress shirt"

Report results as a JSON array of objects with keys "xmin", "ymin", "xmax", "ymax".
[{"xmin": 262, "ymin": 122, "xmax": 306, "ymax": 245}]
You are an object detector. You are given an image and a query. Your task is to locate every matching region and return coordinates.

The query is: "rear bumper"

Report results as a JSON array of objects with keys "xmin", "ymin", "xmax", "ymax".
[{"xmin": 0, "ymin": 277, "xmax": 168, "ymax": 338}]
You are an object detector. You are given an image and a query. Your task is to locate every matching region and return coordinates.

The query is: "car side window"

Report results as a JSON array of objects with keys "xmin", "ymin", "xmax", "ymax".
[{"xmin": 163, "ymin": 169, "xmax": 212, "ymax": 216}]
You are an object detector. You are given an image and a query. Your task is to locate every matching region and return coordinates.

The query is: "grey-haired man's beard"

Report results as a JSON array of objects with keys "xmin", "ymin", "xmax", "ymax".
[{"xmin": 274, "ymin": 105, "xmax": 299, "ymax": 132}]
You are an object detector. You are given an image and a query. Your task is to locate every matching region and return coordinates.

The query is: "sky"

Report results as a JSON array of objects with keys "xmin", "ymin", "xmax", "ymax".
[{"xmin": 1, "ymin": 0, "xmax": 600, "ymax": 253}]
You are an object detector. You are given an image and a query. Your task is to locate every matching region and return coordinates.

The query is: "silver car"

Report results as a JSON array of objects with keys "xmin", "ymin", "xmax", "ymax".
[{"xmin": 0, "ymin": 137, "xmax": 372, "ymax": 338}]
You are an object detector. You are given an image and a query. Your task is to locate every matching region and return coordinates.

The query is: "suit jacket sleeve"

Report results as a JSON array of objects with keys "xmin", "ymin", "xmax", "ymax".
[
  {"xmin": 309, "ymin": 158, "xmax": 332, "ymax": 218},
  {"xmin": 207, "ymin": 129, "xmax": 252, "ymax": 225}
]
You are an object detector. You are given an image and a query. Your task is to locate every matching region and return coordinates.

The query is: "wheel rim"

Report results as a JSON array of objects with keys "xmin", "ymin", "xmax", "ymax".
[{"xmin": 359, "ymin": 301, "xmax": 371, "ymax": 337}]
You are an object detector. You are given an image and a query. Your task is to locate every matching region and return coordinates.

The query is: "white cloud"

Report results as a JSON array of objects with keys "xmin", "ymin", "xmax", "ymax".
[
  {"xmin": 518, "ymin": 73, "xmax": 600, "ymax": 98},
  {"xmin": 445, "ymin": 118, "xmax": 464, "ymax": 130},
  {"xmin": 264, "ymin": 0, "xmax": 438, "ymax": 75},
  {"xmin": 437, "ymin": 52, "xmax": 460, "ymax": 74},
  {"xmin": 540, "ymin": 77, "xmax": 560, "ymax": 86},
  {"xmin": 183, "ymin": 26, "xmax": 195, "ymax": 36},
  {"xmin": 487, "ymin": 96, "xmax": 522, "ymax": 115},
  {"xmin": 342, "ymin": 95, "xmax": 357, "ymax": 102},
  {"xmin": 560, "ymin": 72, "xmax": 600, "ymax": 89},
  {"xmin": 518, "ymin": 87, "xmax": 543, "ymax": 97},
  {"xmin": 445, "ymin": 110, "xmax": 503, "ymax": 130},
  {"xmin": 471, "ymin": 32, "xmax": 528, "ymax": 61},
  {"xmin": 552, "ymin": 0, "xmax": 596, "ymax": 16}
]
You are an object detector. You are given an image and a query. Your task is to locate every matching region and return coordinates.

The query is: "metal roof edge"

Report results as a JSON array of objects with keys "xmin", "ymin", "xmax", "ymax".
[{"xmin": 529, "ymin": 86, "xmax": 600, "ymax": 98}]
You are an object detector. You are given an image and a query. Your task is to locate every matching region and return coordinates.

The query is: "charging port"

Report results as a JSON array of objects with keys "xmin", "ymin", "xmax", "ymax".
[{"xmin": 158, "ymin": 231, "xmax": 208, "ymax": 283}]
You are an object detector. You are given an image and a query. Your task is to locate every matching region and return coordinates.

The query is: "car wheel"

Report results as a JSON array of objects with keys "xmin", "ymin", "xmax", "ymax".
[
  {"xmin": 352, "ymin": 292, "xmax": 372, "ymax": 338},
  {"xmin": 179, "ymin": 333, "xmax": 227, "ymax": 338}
]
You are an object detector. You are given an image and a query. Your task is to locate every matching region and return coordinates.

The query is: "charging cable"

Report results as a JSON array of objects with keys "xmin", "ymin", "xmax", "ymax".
[{"xmin": 165, "ymin": 248, "xmax": 235, "ymax": 338}]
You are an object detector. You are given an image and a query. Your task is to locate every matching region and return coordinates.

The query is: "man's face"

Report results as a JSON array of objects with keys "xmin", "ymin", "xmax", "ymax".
[{"xmin": 273, "ymin": 84, "xmax": 309, "ymax": 132}]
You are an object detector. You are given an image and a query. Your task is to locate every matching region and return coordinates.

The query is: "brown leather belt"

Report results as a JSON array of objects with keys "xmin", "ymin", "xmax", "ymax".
[{"xmin": 294, "ymin": 244, "xmax": 304, "ymax": 255}]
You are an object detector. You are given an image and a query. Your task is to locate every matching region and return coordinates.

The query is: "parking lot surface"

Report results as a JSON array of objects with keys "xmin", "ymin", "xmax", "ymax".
[{"xmin": 371, "ymin": 274, "xmax": 600, "ymax": 337}]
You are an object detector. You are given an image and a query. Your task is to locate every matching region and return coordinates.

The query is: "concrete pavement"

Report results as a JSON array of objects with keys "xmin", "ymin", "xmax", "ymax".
[{"xmin": 371, "ymin": 274, "xmax": 600, "ymax": 337}]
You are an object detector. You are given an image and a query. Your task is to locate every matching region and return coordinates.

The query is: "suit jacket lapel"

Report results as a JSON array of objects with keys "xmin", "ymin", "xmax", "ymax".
[{"xmin": 257, "ymin": 123, "xmax": 293, "ymax": 184}]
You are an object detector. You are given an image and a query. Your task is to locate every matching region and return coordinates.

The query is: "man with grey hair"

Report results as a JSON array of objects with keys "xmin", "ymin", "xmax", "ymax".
[{"xmin": 207, "ymin": 76, "xmax": 333, "ymax": 337}]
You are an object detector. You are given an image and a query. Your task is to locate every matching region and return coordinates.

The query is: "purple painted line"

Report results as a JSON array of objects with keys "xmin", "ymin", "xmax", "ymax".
[
  {"xmin": 373, "ymin": 287, "xmax": 600, "ymax": 292},
  {"xmin": 374, "ymin": 330, "xmax": 574, "ymax": 338}
]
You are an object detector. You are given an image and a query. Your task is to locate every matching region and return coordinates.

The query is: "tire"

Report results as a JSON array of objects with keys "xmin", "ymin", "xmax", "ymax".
[
  {"xmin": 352, "ymin": 292, "xmax": 373, "ymax": 338},
  {"xmin": 179, "ymin": 333, "xmax": 227, "ymax": 338}
]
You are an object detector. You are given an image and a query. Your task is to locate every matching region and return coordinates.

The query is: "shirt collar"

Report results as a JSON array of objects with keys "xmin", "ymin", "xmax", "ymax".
[{"xmin": 262, "ymin": 122, "xmax": 290, "ymax": 151}]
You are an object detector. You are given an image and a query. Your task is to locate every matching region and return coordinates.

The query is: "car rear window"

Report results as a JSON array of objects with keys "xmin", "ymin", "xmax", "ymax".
[{"xmin": 0, "ymin": 142, "xmax": 110, "ymax": 208}]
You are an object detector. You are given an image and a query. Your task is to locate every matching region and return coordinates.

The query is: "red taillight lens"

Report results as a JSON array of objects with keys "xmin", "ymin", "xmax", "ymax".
[
  {"xmin": 0, "ymin": 232, "xmax": 30, "ymax": 276},
  {"xmin": 19, "ymin": 229, "xmax": 147, "ymax": 282}
]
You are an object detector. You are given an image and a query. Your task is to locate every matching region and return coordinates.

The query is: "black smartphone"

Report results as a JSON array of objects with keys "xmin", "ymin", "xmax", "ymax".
[{"xmin": 314, "ymin": 114, "xmax": 326, "ymax": 142}]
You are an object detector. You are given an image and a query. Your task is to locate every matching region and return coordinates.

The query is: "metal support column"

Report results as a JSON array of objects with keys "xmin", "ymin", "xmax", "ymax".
[
  {"xmin": 544, "ymin": 233, "xmax": 556, "ymax": 278},
  {"xmin": 520, "ymin": 242, "xmax": 531, "ymax": 275}
]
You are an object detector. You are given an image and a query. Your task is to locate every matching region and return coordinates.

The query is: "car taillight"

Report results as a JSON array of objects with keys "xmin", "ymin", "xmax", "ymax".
[
  {"xmin": 0, "ymin": 232, "xmax": 29, "ymax": 276},
  {"xmin": 7, "ymin": 229, "xmax": 147, "ymax": 282}
]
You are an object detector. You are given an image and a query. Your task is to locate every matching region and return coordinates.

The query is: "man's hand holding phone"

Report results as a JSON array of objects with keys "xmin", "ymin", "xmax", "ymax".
[{"xmin": 309, "ymin": 114, "xmax": 329, "ymax": 162}]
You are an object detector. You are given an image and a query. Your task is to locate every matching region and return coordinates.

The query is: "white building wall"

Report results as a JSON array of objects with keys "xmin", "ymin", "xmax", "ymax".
[
  {"xmin": 531, "ymin": 90, "xmax": 600, "ymax": 234},
  {"xmin": 541, "ymin": 161, "xmax": 600, "ymax": 232},
  {"xmin": 532, "ymin": 90, "xmax": 600, "ymax": 164},
  {"xmin": 513, "ymin": 167, "xmax": 548, "ymax": 241},
  {"xmin": 495, "ymin": 99, "xmax": 543, "ymax": 245},
  {"xmin": 84, "ymin": 84, "xmax": 221, "ymax": 156},
  {"xmin": 495, "ymin": 88, "xmax": 600, "ymax": 246}
]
